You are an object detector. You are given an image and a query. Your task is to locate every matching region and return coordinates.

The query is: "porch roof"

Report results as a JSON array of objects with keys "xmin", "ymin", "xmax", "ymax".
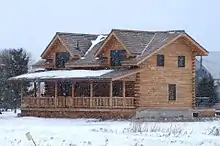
[{"xmin": 9, "ymin": 68, "xmax": 140, "ymax": 81}]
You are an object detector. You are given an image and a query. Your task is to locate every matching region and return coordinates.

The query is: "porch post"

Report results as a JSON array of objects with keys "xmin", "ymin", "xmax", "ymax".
[
  {"xmin": 55, "ymin": 81, "xmax": 58, "ymax": 107},
  {"xmin": 90, "ymin": 81, "xmax": 93, "ymax": 108},
  {"xmin": 21, "ymin": 85, "xmax": 23, "ymax": 108},
  {"xmin": 38, "ymin": 81, "xmax": 41, "ymax": 97},
  {"xmin": 71, "ymin": 81, "xmax": 74, "ymax": 97},
  {"xmin": 109, "ymin": 81, "xmax": 112, "ymax": 107},
  {"xmin": 34, "ymin": 81, "xmax": 37, "ymax": 97},
  {"xmin": 122, "ymin": 80, "xmax": 125, "ymax": 107}
]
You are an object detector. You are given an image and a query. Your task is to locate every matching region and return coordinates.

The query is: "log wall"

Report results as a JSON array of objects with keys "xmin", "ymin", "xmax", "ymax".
[
  {"xmin": 139, "ymin": 39, "xmax": 195, "ymax": 109},
  {"xmin": 21, "ymin": 109, "xmax": 136, "ymax": 119}
]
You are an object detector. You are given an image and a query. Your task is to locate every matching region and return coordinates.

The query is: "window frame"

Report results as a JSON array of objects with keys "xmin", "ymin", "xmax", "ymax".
[
  {"xmin": 168, "ymin": 84, "xmax": 176, "ymax": 101},
  {"xmin": 156, "ymin": 54, "xmax": 164, "ymax": 67},
  {"xmin": 110, "ymin": 50, "xmax": 127, "ymax": 66},
  {"xmin": 178, "ymin": 56, "xmax": 185, "ymax": 68}
]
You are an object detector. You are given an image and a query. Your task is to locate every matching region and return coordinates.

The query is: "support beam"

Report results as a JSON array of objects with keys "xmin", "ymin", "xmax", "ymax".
[
  {"xmin": 110, "ymin": 81, "xmax": 112, "ymax": 107},
  {"xmin": 21, "ymin": 85, "xmax": 23, "ymax": 108},
  {"xmin": 34, "ymin": 82, "xmax": 37, "ymax": 97},
  {"xmin": 90, "ymin": 82, "xmax": 93, "ymax": 97},
  {"xmin": 38, "ymin": 81, "xmax": 41, "ymax": 97},
  {"xmin": 55, "ymin": 81, "xmax": 58, "ymax": 107},
  {"xmin": 122, "ymin": 81, "xmax": 125, "ymax": 97},
  {"xmin": 71, "ymin": 81, "xmax": 75, "ymax": 97},
  {"xmin": 122, "ymin": 80, "xmax": 125, "ymax": 107},
  {"xmin": 90, "ymin": 82, "xmax": 93, "ymax": 108}
]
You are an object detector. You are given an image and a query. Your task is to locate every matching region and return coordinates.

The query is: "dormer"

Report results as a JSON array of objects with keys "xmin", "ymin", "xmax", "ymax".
[
  {"xmin": 95, "ymin": 31, "xmax": 133, "ymax": 67},
  {"xmin": 33, "ymin": 32, "xmax": 99, "ymax": 69}
]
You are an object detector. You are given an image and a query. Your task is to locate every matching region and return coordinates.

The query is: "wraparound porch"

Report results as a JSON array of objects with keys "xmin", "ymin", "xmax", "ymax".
[{"xmin": 10, "ymin": 69, "xmax": 140, "ymax": 118}]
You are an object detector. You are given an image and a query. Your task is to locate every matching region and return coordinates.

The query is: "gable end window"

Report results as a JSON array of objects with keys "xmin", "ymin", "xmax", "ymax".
[
  {"xmin": 110, "ymin": 50, "xmax": 126, "ymax": 66},
  {"xmin": 178, "ymin": 56, "xmax": 185, "ymax": 67},
  {"xmin": 55, "ymin": 52, "xmax": 70, "ymax": 68},
  {"xmin": 157, "ymin": 54, "xmax": 164, "ymax": 66},
  {"xmin": 168, "ymin": 84, "xmax": 176, "ymax": 101}
]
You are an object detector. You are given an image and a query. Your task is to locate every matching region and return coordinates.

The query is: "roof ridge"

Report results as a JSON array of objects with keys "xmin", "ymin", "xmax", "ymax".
[
  {"xmin": 112, "ymin": 28, "xmax": 185, "ymax": 33},
  {"xmin": 56, "ymin": 32, "xmax": 102, "ymax": 35}
]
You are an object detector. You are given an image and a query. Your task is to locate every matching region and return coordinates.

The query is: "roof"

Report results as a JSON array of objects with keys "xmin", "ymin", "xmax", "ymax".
[
  {"xmin": 112, "ymin": 29, "xmax": 184, "ymax": 54},
  {"xmin": 58, "ymin": 32, "xmax": 99, "ymax": 57},
  {"xmin": 9, "ymin": 68, "xmax": 140, "ymax": 81},
  {"xmin": 9, "ymin": 69, "xmax": 113, "ymax": 81},
  {"xmin": 37, "ymin": 29, "xmax": 208, "ymax": 68}
]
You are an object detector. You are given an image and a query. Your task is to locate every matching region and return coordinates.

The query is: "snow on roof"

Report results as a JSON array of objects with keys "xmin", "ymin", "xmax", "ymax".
[
  {"xmin": 83, "ymin": 35, "xmax": 107, "ymax": 57},
  {"xmin": 10, "ymin": 69, "xmax": 113, "ymax": 80}
]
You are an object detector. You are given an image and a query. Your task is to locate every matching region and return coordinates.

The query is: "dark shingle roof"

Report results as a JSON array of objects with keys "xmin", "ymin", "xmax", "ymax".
[
  {"xmin": 37, "ymin": 29, "xmax": 186, "ymax": 68},
  {"xmin": 112, "ymin": 29, "xmax": 184, "ymax": 55},
  {"xmin": 69, "ymin": 29, "xmax": 184, "ymax": 66},
  {"xmin": 57, "ymin": 32, "xmax": 99, "ymax": 57}
]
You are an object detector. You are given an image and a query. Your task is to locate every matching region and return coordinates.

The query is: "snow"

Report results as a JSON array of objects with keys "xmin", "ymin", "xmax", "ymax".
[
  {"xmin": 2, "ymin": 111, "xmax": 220, "ymax": 146},
  {"xmin": 83, "ymin": 35, "xmax": 107, "ymax": 57},
  {"xmin": 10, "ymin": 69, "xmax": 113, "ymax": 80}
]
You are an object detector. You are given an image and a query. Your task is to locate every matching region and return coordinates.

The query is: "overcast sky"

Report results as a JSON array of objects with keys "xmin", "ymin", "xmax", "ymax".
[{"xmin": 0, "ymin": 0, "xmax": 219, "ymax": 61}]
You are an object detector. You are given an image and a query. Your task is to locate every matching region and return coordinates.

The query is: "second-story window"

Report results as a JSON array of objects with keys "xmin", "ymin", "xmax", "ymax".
[
  {"xmin": 157, "ymin": 54, "xmax": 164, "ymax": 66},
  {"xmin": 178, "ymin": 56, "xmax": 185, "ymax": 67},
  {"xmin": 110, "ymin": 50, "xmax": 126, "ymax": 66},
  {"xmin": 55, "ymin": 52, "xmax": 70, "ymax": 68}
]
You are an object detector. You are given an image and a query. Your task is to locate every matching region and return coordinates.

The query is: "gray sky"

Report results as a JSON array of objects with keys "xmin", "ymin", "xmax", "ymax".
[{"xmin": 0, "ymin": 0, "xmax": 219, "ymax": 61}]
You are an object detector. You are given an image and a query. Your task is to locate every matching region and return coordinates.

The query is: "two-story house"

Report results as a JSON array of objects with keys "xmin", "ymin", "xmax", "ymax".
[{"xmin": 10, "ymin": 29, "xmax": 208, "ymax": 119}]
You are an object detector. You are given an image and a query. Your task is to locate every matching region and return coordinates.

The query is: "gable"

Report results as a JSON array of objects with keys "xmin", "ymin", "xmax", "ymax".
[
  {"xmin": 41, "ymin": 34, "xmax": 73, "ymax": 59},
  {"xmin": 95, "ymin": 33, "xmax": 130, "ymax": 65},
  {"xmin": 95, "ymin": 32, "xmax": 131, "ymax": 57},
  {"xmin": 136, "ymin": 34, "xmax": 208, "ymax": 65},
  {"xmin": 46, "ymin": 39, "xmax": 69, "ymax": 59}
]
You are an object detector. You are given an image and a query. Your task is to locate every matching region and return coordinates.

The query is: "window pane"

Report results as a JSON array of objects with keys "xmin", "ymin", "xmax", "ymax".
[
  {"xmin": 110, "ymin": 50, "xmax": 126, "ymax": 66},
  {"xmin": 178, "ymin": 56, "xmax": 185, "ymax": 67},
  {"xmin": 157, "ymin": 54, "xmax": 164, "ymax": 66},
  {"xmin": 168, "ymin": 84, "xmax": 176, "ymax": 100}
]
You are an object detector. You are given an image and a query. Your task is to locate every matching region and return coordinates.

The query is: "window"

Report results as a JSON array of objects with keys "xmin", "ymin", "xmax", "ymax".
[
  {"xmin": 55, "ymin": 52, "xmax": 70, "ymax": 68},
  {"xmin": 157, "ymin": 54, "xmax": 164, "ymax": 66},
  {"xmin": 110, "ymin": 50, "xmax": 126, "ymax": 66},
  {"xmin": 168, "ymin": 84, "xmax": 176, "ymax": 101},
  {"xmin": 178, "ymin": 56, "xmax": 185, "ymax": 67}
]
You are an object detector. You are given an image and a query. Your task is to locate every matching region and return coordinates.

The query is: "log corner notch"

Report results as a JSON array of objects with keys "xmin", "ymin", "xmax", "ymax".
[
  {"xmin": 192, "ymin": 52, "xmax": 196, "ymax": 109},
  {"xmin": 134, "ymin": 73, "xmax": 141, "ymax": 107}
]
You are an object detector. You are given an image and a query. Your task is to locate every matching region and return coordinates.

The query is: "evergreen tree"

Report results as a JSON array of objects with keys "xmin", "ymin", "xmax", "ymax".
[
  {"xmin": 0, "ymin": 48, "xmax": 30, "ymax": 111},
  {"xmin": 196, "ymin": 74, "xmax": 217, "ymax": 106}
]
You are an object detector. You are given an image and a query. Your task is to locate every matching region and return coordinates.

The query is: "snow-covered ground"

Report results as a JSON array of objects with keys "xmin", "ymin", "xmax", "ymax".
[{"xmin": 1, "ymin": 111, "xmax": 220, "ymax": 146}]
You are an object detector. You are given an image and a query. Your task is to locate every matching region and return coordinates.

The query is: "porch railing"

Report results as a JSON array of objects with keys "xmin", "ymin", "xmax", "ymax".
[{"xmin": 21, "ymin": 97, "xmax": 135, "ymax": 109}]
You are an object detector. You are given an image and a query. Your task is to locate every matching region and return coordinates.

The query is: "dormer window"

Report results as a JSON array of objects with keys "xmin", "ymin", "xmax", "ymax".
[
  {"xmin": 55, "ymin": 52, "xmax": 70, "ymax": 68},
  {"xmin": 110, "ymin": 50, "xmax": 126, "ymax": 66}
]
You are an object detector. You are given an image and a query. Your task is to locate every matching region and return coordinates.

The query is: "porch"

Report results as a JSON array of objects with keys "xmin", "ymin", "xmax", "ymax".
[{"xmin": 22, "ymin": 80, "xmax": 136, "ymax": 109}]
